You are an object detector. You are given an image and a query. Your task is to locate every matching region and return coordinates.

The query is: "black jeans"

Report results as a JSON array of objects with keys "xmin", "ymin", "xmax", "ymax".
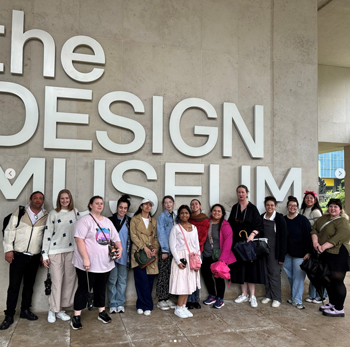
[
  {"xmin": 202, "ymin": 256, "xmax": 226, "ymax": 299},
  {"xmin": 5, "ymin": 252, "xmax": 41, "ymax": 316}
]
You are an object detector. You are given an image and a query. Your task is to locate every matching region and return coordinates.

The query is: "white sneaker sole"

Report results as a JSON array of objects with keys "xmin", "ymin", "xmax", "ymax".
[{"xmin": 98, "ymin": 316, "xmax": 111, "ymax": 324}]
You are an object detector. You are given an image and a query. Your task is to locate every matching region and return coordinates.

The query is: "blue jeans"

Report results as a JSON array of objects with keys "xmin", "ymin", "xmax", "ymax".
[
  {"xmin": 308, "ymin": 283, "xmax": 328, "ymax": 299},
  {"xmin": 283, "ymin": 255, "xmax": 306, "ymax": 304},
  {"xmin": 107, "ymin": 263, "xmax": 128, "ymax": 307}
]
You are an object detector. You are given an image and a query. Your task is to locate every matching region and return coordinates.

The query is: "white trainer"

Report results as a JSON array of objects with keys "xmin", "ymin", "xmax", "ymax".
[
  {"xmin": 165, "ymin": 299, "xmax": 176, "ymax": 309},
  {"xmin": 56, "ymin": 311, "xmax": 70, "ymax": 321},
  {"xmin": 143, "ymin": 310, "xmax": 151, "ymax": 316},
  {"xmin": 183, "ymin": 307, "xmax": 193, "ymax": 317},
  {"xmin": 261, "ymin": 297, "xmax": 272, "ymax": 304},
  {"xmin": 157, "ymin": 300, "xmax": 170, "ymax": 311},
  {"xmin": 174, "ymin": 307, "xmax": 188, "ymax": 318},
  {"xmin": 109, "ymin": 307, "xmax": 117, "ymax": 314},
  {"xmin": 235, "ymin": 294, "xmax": 249, "ymax": 303},
  {"xmin": 117, "ymin": 306, "xmax": 125, "ymax": 313},
  {"xmin": 272, "ymin": 300, "xmax": 281, "ymax": 308},
  {"xmin": 250, "ymin": 296, "xmax": 258, "ymax": 308},
  {"xmin": 137, "ymin": 309, "xmax": 143, "ymax": 315},
  {"xmin": 48, "ymin": 310, "xmax": 56, "ymax": 323}
]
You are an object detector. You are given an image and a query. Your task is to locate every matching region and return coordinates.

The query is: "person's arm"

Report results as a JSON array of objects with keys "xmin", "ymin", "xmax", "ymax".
[
  {"xmin": 218, "ymin": 222, "xmax": 233, "ymax": 263},
  {"xmin": 110, "ymin": 222, "xmax": 122, "ymax": 259},
  {"xmin": 151, "ymin": 219, "xmax": 159, "ymax": 256},
  {"xmin": 41, "ymin": 210, "xmax": 56, "ymax": 267},
  {"xmin": 319, "ymin": 219, "xmax": 350, "ymax": 251},
  {"xmin": 3, "ymin": 209, "xmax": 20, "ymax": 264},
  {"xmin": 277, "ymin": 215, "xmax": 288, "ymax": 264},
  {"xmin": 157, "ymin": 213, "xmax": 169, "ymax": 257},
  {"xmin": 169, "ymin": 225, "xmax": 181, "ymax": 265},
  {"xmin": 75, "ymin": 237, "xmax": 90, "ymax": 270},
  {"xmin": 247, "ymin": 204, "xmax": 264, "ymax": 242},
  {"xmin": 130, "ymin": 217, "xmax": 152, "ymax": 257}
]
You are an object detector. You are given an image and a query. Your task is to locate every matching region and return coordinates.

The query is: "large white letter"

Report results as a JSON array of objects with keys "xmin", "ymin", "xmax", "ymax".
[
  {"xmin": 165, "ymin": 163, "xmax": 205, "ymax": 199},
  {"xmin": 61, "ymin": 36, "xmax": 105, "ymax": 82},
  {"xmin": 209, "ymin": 164, "xmax": 220, "ymax": 206},
  {"xmin": 44, "ymin": 86, "xmax": 93, "ymax": 150},
  {"xmin": 52, "ymin": 158, "xmax": 66, "ymax": 208},
  {"xmin": 256, "ymin": 166, "xmax": 302, "ymax": 213},
  {"xmin": 169, "ymin": 98, "xmax": 218, "ymax": 157},
  {"xmin": 11, "ymin": 10, "xmax": 55, "ymax": 77},
  {"xmin": 0, "ymin": 158, "xmax": 45, "ymax": 199},
  {"xmin": 152, "ymin": 96, "xmax": 163, "ymax": 154},
  {"xmin": 97, "ymin": 92, "xmax": 145, "ymax": 154},
  {"xmin": 110, "ymin": 160, "xmax": 158, "ymax": 214},
  {"xmin": 223, "ymin": 104, "xmax": 264, "ymax": 158},
  {"xmin": 0, "ymin": 82, "xmax": 39, "ymax": 146}
]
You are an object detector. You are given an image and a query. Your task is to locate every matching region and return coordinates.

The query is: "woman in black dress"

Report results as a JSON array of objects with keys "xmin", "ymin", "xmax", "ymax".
[{"xmin": 228, "ymin": 185, "xmax": 265, "ymax": 308}]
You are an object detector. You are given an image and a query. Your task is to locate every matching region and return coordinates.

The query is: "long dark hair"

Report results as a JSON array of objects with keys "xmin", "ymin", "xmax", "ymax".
[
  {"xmin": 300, "ymin": 192, "xmax": 323, "ymax": 215},
  {"xmin": 176, "ymin": 205, "xmax": 191, "ymax": 223},
  {"xmin": 210, "ymin": 203, "xmax": 226, "ymax": 233},
  {"xmin": 134, "ymin": 201, "xmax": 153, "ymax": 217}
]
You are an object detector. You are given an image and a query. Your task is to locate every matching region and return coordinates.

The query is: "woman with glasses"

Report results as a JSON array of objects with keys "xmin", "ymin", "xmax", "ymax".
[
  {"xmin": 312, "ymin": 198, "xmax": 350, "ymax": 317},
  {"xmin": 228, "ymin": 185, "xmax": 265, "ymax": 308},
  {"xmin": 283, "ymin": 196, "xmax": 311, "ymax": 310}
]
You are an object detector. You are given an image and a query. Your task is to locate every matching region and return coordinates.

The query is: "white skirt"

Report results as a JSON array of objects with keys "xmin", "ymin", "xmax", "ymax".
[{"xmin": 169, "ymin": 249, "xmax": 201, "ymax": 295}]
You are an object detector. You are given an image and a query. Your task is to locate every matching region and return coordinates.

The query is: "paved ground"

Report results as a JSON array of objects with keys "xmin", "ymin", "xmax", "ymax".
[{"xmin": 1, "ymin": 276, "xmax": 350, "ymax": 347}]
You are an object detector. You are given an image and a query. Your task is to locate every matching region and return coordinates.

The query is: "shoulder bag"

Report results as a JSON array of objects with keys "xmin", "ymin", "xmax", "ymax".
[{"xmin": 179, "ymin": 224, "xmax": 201, "ymax": 271}]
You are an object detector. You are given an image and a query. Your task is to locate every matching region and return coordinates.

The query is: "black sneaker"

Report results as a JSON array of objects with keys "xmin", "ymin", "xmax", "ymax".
[
  {"xmin": 0, "ymin": 316, "xmax": 14, "ymax": 330},
  {"xmin": 71, "ymin": 315, "xmax": 83, "ymax": 330},
  {"xmin": 98, "ymin": 310, "xmax": 111, "ymax": 324}
]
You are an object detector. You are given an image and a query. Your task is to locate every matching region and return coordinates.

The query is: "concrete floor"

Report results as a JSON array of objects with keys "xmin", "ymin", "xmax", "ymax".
[{"xmin": 1, "ymin": 277, "xmax": 350, "ymax": 347}]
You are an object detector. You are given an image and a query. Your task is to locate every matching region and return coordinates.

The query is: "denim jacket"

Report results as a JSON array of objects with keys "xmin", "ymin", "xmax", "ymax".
[{"xmin": 157, "ymin": 210, "xmax": 176, "ymax": 254}]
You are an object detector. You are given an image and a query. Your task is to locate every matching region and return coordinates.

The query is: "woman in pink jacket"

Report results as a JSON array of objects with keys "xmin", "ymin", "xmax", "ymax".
[{"xmin": 202, "ymin": 204, "xmax": 236, "ymax": 308}]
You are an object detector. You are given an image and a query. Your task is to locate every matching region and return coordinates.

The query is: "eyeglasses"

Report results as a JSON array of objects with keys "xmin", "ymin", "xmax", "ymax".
[{"xmin": 288, "ymin": 204, "xmax": 298, "ymax": 208}]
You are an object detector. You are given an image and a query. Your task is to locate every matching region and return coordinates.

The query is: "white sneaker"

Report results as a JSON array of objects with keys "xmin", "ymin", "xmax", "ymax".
[
  {"xmin": 174, "ymin": 307, "xmax": 188, "ymax": 318},
  {"xmin": 117, "ymin": 306, "xmax": 125, "ymax": 313},
  {"xmin": 137, "ymin": 309, "xmax": 143, "ymax": 315},
  {"xmin": 157, "ymin": 300, "xmax": 170, "ymax": 311},
  {"xmin": 261, "ymin": 297, "xmax": 272, "ymax": 304},
  {"xmin": 56, "ymin": 311, "xmax": 70, "ymax": 321},
  {"xmin": 48, "ymin": 310, "xmax": 56, "ymax": 323},
  {"xmin": 235, "ymin": 294, "xmax": 249, "ymax": 303},
  {"xmin": 183, "ymin": 307, "xmax": 193, "ymax": 317},
  {"xmin": 109, "ymin": 307, "xmax": 117, "ymax": 314},
  {"xmin": 250, "ymin": 296, "xmax": 258, "ymax": 308},
  {"xmin": 165, "ymin": 299, "xmax": 176, "ymax": 309},
  {"xmin": 143, "ymin": 310, "xmax": 151, "ymax": 316},
  {"xmin": 272, "ymin": 300, "xmax": 281, "ymax": 308}
]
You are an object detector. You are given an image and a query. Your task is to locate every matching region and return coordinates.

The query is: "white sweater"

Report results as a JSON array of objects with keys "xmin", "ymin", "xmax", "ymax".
[
  {"xmin": 301, "ymin": 207, "xmax": 322, "ymax": 227},
  {"xmin": 42, "ymin": 209, "xmax": 79, "ymax": 260}
]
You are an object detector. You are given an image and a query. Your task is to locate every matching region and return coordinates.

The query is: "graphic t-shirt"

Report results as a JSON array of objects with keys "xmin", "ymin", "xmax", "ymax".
[{"xmin": 72, "ymin": 215, "xmax": 120, "ymax": 273}]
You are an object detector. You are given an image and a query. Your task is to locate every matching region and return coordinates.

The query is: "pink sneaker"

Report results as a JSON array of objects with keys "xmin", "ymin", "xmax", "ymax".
[{"xmin": 322, "ymin": 308, "xmax": 345, "ymax": 317}]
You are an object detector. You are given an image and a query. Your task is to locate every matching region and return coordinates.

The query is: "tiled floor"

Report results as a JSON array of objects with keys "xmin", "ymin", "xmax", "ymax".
[{"xmin": 2, "ymin": 277, "xmax": 350, "ymax": 346}]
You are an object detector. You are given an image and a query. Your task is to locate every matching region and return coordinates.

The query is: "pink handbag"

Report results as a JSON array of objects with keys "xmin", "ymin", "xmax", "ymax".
[{"xmin": 179, "ymin": 225, "xmax": 201, "ymax": 271}]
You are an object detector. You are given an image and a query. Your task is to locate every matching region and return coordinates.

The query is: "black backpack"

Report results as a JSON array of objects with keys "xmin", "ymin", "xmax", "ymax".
[{"xmin": 2, "ymin": 206, "xmax": 26, "ymax": 237}]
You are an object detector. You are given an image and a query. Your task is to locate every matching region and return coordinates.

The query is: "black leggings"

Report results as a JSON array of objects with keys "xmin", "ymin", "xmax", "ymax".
[{"xmin": 326, "ymin": 271, "xmax": 347, "ymax": 310}]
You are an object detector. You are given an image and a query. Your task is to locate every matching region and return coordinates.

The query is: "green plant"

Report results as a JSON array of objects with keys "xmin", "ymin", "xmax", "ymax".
[{"xmin": 320, "ymin": 180, "xmax": 345, "ymax": 212}]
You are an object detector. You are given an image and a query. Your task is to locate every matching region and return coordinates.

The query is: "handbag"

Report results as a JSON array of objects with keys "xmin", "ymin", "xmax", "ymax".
[
  {"xmin": 89, "ymin": 213, "xmax": 118, "ymax": 260},
  {"xmin": 134, "ymin": 227, "xmax": 156, "ymax": 269},
  {"xmin": 208, "ymin": 220, "xmax": 221, "ymax": 261},
  {"xmin": 179, "ymin": 225, "xmax": 201, "ymax": 271},
  {"xmin": 253, "ymin": 237, "xmax": 270, "ymax": 256}
]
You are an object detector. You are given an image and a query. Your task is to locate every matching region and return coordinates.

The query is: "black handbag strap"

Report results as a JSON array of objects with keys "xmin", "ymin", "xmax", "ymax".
[{"xmin": 89, "ymin": 213, "xmax": 110, "ymax": 244}]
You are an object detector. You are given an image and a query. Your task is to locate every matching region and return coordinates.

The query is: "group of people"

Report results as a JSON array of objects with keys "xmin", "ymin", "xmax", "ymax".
[{"xmin": 1, "ymin": 185, "xmax": 350, "ymax": 331}]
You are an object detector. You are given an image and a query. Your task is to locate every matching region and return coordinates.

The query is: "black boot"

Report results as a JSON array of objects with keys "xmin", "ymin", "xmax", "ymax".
[{"xmin": 0, "ymin": 316, "xmax": 14, "ymax": 330}]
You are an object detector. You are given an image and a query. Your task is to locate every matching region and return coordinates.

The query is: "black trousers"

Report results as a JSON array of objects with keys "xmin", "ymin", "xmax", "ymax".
[
  {"xmin": 5, "ymin": 252, "xmax": 41, "ymax": 316},
  {"xmin": 73, "ymin": 268, "xmax": 110, "ymax": 311},
  {"xmin": 202, "ymin": 256, "xmax": 226, "ymax": 299}
]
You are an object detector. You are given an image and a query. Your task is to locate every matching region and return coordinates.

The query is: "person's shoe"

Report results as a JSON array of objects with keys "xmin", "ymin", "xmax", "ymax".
[
  {"xmin": 305, "ymin": 297, "xmax": 314, "ymax": 303},
  {"xmin": 157, "ymin": 300, "xmax": 170, "ymax": 311},
  {"xmin": 109, "ymin": 307, "xmax": 117, "ymax": 314},
  {"xmin": 312, "ymin": 297, "xmax": 323, "ymax": 304},
  {"xmin": 261, "ymin": 297, "xmax": 272, "ymax": 304},
  {"xmin": 203, "ymin": 294, "xmax": 217, "ymax": 305},
  {"xmin": 183, "ymin": 307, "xmax": 193, "ymax": 317},
  {"xmin": 213, "ymin": 297, "xmax": 225, "ymax": 309},
  {"xmin": 193, "ymin": 302, "xmax": 201, "ymax": 309},
  {"xmin": 71, "ymin": 315, "xmax": 82, "ymax": 330},
  {"xmin": 319, "ymin": 303, "xmax": 335, "ymax": 312},
  {"xmin": 272, "ymin": 300, "xmax": 281, "ymax": 308},
  {"xmin": 20, "ymin": 309, "xmax": 38, "ymax": 321},
  {"xmin": 235, "ymin": 294, "xmax": 249, "ymax": 303},
  {"xmin": 48, "ymin": 309, "xmax": 56, "ymax": 323},
  {"xmin": 249, "ymin": 296, "xmax": 258, "ymax": 308},
  {"xmin": 174, "ymin": 307, "xmax": 188, "ymax": 318},
  {"xmin": 0, "ymin": 316, "xmax": 14, "ymax": 330},
  {"xmin": 98, "ymin": 310, "xmax": 111, "ymax": 324},
  {"xmin": 186, "ymin": 302, "xmax": 194, "ymax": 310},
  {"xmin": 137, "ymin": 309, "xmax": 144, "ymax": 315},
  {"xmin": 323, "ymin": 308, "xmax": 345, "ymax": 317},
  {"xmin": 117, "ymin": 306, "xmax": 125, "ymax": 313},
  {"xmin": 292, "ymin": 302, "xmax": 305, "ymax": 309},
  {"xmin": 165, "ymin": 299, "xmax": 176, "ymax": 309},
  {"xmin": 56, "ymin": 311, "xmax": 71, "ymax": 321},
  {"xmin": 287, "ymin": 299, "xmax": 293, "ymax": 304},
  {"xmin": 143, "ymin": 310, "xmax": 151, "ymax": 316}
]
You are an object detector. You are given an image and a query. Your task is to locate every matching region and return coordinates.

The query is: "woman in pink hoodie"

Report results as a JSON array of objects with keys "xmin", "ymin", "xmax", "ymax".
[{"xmin": 201, "ymin": 204, "xmax": 236, "ymax": 309}]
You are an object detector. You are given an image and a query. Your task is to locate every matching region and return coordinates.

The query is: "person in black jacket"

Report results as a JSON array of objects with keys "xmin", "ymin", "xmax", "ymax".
[
  {"xmin": 261, "ymin": 196, "xmax": 287, "ymax": 308},
  {"xmin": 283, "ymin": 196, "xmax": 311, "ymax": 310}
]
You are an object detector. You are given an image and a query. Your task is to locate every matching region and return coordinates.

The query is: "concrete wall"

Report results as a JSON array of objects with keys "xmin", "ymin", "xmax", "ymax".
[{"xmin": 0, "ymin": 0, "xmax": 318, "ymax": 312}]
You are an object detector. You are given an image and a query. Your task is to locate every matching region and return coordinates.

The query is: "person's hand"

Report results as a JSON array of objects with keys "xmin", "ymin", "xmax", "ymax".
[
  {"xmin": 317, "ymin": 245, "xmax": 324, "ymax": 254},
  {"xmin": 43, "ymin": 259, "xmax": 50, "ymax": 269},
  {"xmin": 151, "ymin": 248, "xmax": 158, "ymax": 256},
  {"xmin": 5, "ymin": 251, "xmax": 14, "ymax": 264},
  {"xmin": 313, "ymin": 242, "xmax": 320, "ymax": 251},
  {"xmin": 83, "ymin": 258, "xmax": 91, "ymax": 271},
  {"xmin": 303, "ymin": 253, "xmax": 310, "ymax": 260},
  {"xmin": 278, "ymin": 262, "xmax": 284, "ymax": 265},
  {"xmin": 247, "ymin": 232, "xmax": 256, "ymax": 242},
  {"xmin": 178, "ymin": 262, "xmax": 186, "ymax": 269},
  {"xmin": 162, "ymin": 253, "xmax": 169, "ymax": 260},
  {"xmin": 115, "ymin": 248, "xmax": 122, "ymax": 260},
  {"xmin": 144, "ymin": 247, "xmax": 152, "ymax": 258}
]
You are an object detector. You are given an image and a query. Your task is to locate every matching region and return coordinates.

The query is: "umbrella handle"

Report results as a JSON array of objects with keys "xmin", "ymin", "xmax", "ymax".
[
  {"xmin": 239, "ymin": 230, "xmax": 248, "ymax": 239},
  {"xmin": 86, "ymin": 270, "xmax": 91, "ymax": 293}
]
